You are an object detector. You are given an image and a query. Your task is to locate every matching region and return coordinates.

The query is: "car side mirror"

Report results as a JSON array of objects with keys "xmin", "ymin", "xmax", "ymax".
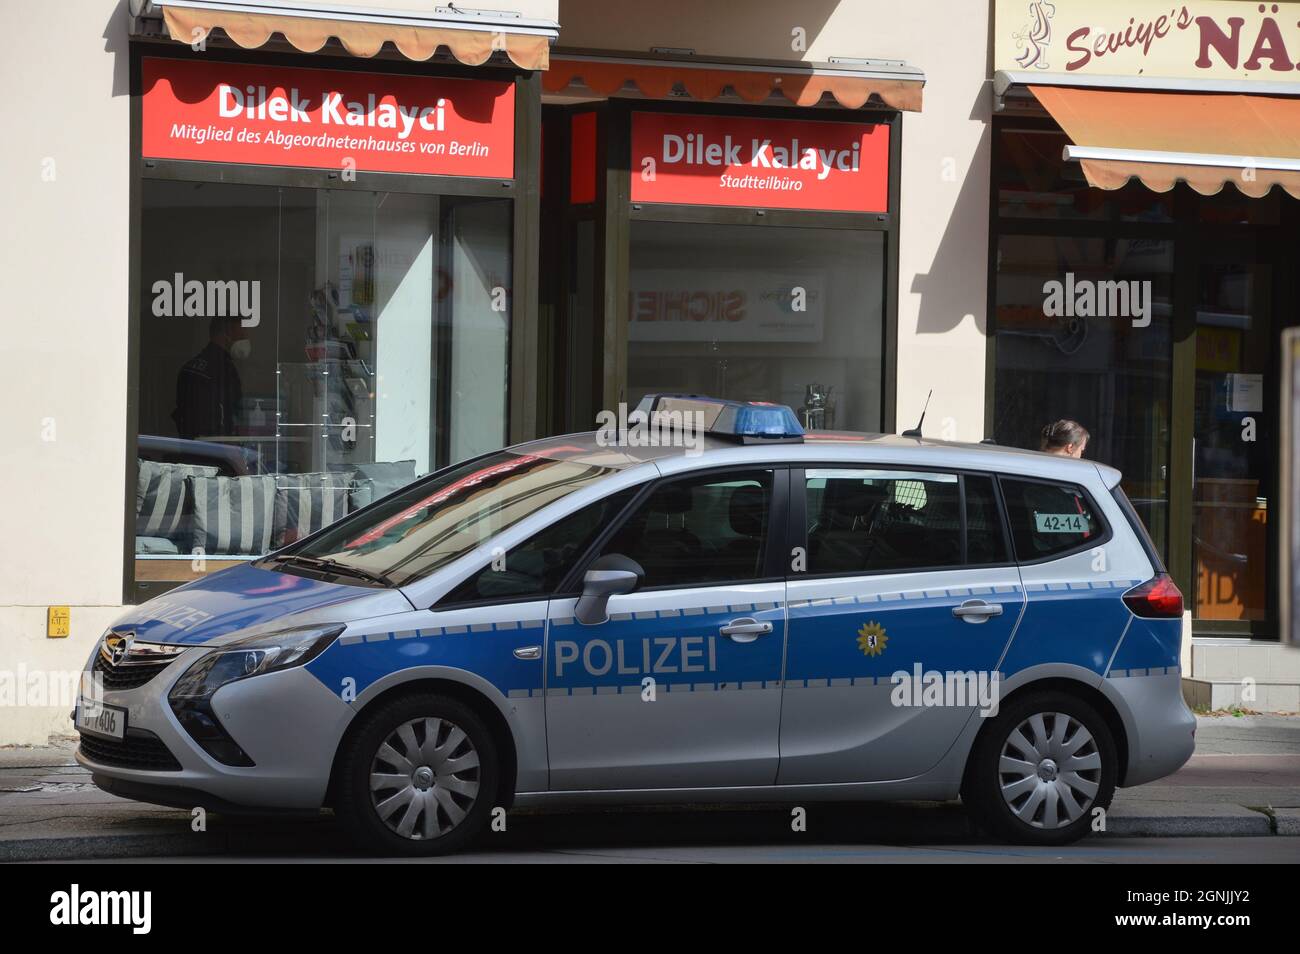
[{"xmin": 575, "ymin": 554, "xmax": 644, "ymax": 626}]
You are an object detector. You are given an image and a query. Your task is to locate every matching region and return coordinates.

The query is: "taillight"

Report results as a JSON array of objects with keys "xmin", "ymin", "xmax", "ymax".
[{"xmin": 1123, "ymin": 574, "xmax": 1184, "ymax": 618}]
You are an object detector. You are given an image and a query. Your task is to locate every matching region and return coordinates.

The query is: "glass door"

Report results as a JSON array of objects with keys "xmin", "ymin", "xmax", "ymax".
[{"xmin": 1191, "ymin": 238, "xmax": 1276, "ymax": 630}]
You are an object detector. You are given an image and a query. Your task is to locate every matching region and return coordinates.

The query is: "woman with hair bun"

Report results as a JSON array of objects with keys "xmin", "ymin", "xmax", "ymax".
[{"xmin": 1040, "ymin": 419, "xmax": 1090, "ymax": 459}]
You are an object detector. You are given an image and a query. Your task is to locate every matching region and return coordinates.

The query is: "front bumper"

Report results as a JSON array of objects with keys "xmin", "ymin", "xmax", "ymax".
[{"xmin": 76, "ymin": 650, "xmax": 353, "ymax": 811}]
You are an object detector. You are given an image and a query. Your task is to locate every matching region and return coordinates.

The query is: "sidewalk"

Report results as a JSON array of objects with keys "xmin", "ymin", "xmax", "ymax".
[{"xmin": 2, "ymin": 714, "xmax": 1298, "ymax": 861}]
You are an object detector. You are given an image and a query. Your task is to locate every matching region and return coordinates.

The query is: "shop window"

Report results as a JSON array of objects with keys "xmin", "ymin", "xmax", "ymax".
[
  {"xmin": 991, "ymin": 234, "xmax": 1173, "ymax": 559},
  {"xmin": 135, "ymin": 179, "xmax": 511, "ymax": 587},
  {"xmin": 626, "ymin": 222, "xmax": 885, "ymax": 432}
]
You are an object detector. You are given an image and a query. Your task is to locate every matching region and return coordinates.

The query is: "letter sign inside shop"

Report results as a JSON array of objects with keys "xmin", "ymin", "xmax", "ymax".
[
  {"xmin": 631, "ymin": 113, "xmax": 889, "ymax": 213},
  {"xmin": 141, "ymin": 58, "xmax": 514, "ymax": 178}
]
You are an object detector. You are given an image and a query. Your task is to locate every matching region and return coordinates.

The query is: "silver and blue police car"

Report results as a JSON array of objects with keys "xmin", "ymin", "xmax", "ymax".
[{"xmin": 75, "ymin": 396, "xmax": 1195, "ymax": 854}]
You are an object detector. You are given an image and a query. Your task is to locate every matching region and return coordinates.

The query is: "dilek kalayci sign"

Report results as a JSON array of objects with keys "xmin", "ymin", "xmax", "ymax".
[
  {"xmin": 141, "ymin": 58, "xmax": 514, "ymax": 178},
  {"xmin": 630, "ymin": 113, "xmax": 889, "ymax": 213}
]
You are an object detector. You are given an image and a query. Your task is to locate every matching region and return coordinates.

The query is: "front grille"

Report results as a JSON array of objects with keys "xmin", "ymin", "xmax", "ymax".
[
  {"xmin": 92, "ymin": 652, "xmax": 172, "ymax": 691},
  {"xmin": 79, "ymin": 728, "xmax": 182, "ymax": 772}
]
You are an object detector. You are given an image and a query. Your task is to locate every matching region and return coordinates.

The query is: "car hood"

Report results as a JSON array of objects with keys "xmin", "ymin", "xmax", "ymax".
[{"xmin": 111, "ymin": 562, "xmax": 414, "ymax": 646}]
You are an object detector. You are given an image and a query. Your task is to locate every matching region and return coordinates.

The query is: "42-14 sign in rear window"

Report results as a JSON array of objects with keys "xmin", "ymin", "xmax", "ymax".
[{"xmin": 1035, "ymin": 512, "xmax": 1088, "ymax": 533}]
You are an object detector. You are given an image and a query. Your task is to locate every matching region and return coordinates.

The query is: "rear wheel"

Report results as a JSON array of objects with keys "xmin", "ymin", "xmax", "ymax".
[
  {"xmin": 335, "ymin": 693, "xmax": 499, "ymax": 856},
  {"xmin": 965, "ymin": 691, "xmax": 1117, "ymax": 845}
]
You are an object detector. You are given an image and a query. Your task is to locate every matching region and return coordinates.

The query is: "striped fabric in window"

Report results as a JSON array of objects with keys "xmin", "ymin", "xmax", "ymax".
[
  {"xmin": 136, "ymin": 460, "xmax": 218, "ymax": 543},
  {"xmin": 188, "ymin": 474, "xmax": 276, "ymax": 556},
  {"xmin": 274, "ymin": 472, "xmax": 353, "ymax": 547}
]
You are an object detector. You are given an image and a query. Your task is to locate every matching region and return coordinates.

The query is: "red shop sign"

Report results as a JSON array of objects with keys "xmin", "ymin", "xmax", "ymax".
[
  {"xmin": 630, "ymin": 112, "xmax": 888, "ymax": 213},
  {"xmin": 141, "ymin": 58, "xmax": 514, "ymax": 178}
]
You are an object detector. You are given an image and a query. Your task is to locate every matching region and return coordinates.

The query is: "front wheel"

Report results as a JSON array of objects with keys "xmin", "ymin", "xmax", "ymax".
[
  {"xmin": 965, "ymin": 691, "xmax": 1117, "ymax": 846},
  {"xmin": 335, "ymin": 693, "xmax": 500, "ymax": 856}
]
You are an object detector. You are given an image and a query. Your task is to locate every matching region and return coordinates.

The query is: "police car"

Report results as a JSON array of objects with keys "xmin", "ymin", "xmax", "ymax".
[{"xmin": 75, "ymin": 396, "xmax": 1195, "ymax": 854}]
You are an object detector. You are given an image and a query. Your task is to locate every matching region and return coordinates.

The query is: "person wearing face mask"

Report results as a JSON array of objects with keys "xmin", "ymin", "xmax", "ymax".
[{"xmin": 172, "ymin": 316, "xmax": 249, "ymax": 440}]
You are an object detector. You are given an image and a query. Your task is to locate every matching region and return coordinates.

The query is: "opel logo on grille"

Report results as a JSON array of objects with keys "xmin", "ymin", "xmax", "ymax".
[{"xmin": 104, "ymin": 633, "xmax": 133, "ymax": 667}]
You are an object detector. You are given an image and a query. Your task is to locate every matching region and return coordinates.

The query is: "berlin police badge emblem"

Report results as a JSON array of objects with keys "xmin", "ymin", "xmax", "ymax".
[{"xmin": 856, "ymin": 621, "xmax": 888, "ymax": 657}]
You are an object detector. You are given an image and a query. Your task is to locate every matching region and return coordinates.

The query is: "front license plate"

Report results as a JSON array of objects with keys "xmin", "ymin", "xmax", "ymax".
[{"xmin": 76, "ymin": 699, "xmax": 127, "ymax": 741}]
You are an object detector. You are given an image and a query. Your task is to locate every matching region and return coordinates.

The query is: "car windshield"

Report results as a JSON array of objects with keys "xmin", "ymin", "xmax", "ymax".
[{"xmin": 276, "ymin": 450, "xmax": 617, "ymax": 587}]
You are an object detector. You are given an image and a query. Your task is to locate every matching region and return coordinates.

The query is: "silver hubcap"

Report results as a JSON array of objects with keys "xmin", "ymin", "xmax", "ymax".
[
  {"xmin": 998, "ymin": 712, "xmax": 1101, "ymax": 829},
  {"xmin": 369, "ymin": 717, "xmax": 480, "ymax": 840}
]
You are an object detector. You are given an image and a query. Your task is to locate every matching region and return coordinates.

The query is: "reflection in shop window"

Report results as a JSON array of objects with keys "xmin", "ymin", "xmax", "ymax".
[
  {"xmin": 626, "ymin": 221, "xmax": 885, "ymax": 432},
  {"xmin": 135, "ymin": 180, "xmax": 511, "ymax": 586},
  {"xmin": 992, "ymin": 234, "xmax": 1173, "ymax": 559}
]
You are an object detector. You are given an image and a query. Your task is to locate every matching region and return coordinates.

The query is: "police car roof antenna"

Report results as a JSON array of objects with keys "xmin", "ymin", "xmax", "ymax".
[{"xmin": 900, "ymin": 390, "xmax": 931, "ymax": 439}]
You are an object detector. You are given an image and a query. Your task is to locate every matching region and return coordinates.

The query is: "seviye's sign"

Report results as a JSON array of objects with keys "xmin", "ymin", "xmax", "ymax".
[
  {"xmin": 996, "ymin": 0, "xmax": 1300, "ymax": 80},
  {"xmin": 141, "ymin": 58, "xmax": 514, "ymax": 177},
  {"xmin": 630, "ymin": 113, "xmax": 889, "ymax": 213}
]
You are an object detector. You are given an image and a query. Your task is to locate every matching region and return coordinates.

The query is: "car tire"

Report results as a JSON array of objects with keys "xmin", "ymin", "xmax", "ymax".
[
  {"xmin": 335, "ymin": 693, "xmax": 500, "ymax": 857},
  {"xmin": 964, "ymin": 690, "xmax": 1117, "ymax": 846}
]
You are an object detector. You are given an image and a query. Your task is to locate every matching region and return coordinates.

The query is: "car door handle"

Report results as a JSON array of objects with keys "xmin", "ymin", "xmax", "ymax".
[
  {"xmin": 720, "ymin": 618, "xmax": 773, "ymax": 642},
  {"xmin": 952, "ymin": 600, "xmax": 1003, "ymax": 623}
]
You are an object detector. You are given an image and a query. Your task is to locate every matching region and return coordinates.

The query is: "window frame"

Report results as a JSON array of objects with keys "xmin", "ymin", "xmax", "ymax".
[
  {"xmin": 559, "ymin": 464, "xmax": 793, "ymax": 595},
  {"xmin": 996, "ymin": 474, "xmax": 1114, "ymax": 566},
  {"xmin": 787, "ymin": 464, "xmax": 1018, "ymax": 582}
]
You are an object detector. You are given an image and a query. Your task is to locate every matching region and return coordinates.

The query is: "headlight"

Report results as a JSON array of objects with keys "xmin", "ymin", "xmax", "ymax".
[
  {"xmin": 168, "ymin": 624, "xmax": 343, "ymax": 767},
  {"xmin": 169, "ymin": 624, "xmax": 344, "ymax": 703}
]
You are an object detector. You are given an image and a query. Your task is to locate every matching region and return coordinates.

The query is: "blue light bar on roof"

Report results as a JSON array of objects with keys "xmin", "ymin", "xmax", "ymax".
[{"xmin": 634, "ymin": 394, "xmax": 805, "ymax": 443}]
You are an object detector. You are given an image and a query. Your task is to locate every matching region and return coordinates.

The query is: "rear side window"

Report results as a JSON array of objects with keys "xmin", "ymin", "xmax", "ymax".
[{"xmin": 1000, "ymin": 477, "xmax": 1105, "ymax": 561}]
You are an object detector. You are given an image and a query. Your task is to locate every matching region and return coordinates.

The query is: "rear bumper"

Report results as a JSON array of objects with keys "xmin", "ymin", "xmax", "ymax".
[{"xmin": 1106, "ymin": 670, "xmax": 1196, "ymax": 787}]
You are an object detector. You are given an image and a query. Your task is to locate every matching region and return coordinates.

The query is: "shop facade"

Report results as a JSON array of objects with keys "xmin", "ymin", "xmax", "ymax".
[
  {"xmin": 5, "ymin": 0, "xmax": 1296, "ymax": 744},
  {"xmin": 991, "ymin": 0, "xmax": 1300, "ymax": 708}
]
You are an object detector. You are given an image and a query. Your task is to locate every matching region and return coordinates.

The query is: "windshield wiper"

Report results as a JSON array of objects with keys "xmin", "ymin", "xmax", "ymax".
[{"xmin": 270, "ymin": 554, "xmax": 393, "ymax": 587}]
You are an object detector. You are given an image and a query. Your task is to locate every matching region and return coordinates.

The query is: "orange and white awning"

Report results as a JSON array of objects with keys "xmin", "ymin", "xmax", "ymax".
[
  {"xmin": 544, "ymin": 52, "xmax": 925, "ymax": 112},
  {"xmin": 135, "ymin": 0, "xmax": 558, "ymax": 71},
  {"xmin": 996, "ymin": 71, "xmax": 1300, "ymax": 199}
]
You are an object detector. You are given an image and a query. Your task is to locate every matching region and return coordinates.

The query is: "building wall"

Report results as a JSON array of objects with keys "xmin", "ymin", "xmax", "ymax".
[
  {"xmin": 0, "ymin": 0, "xmax": 134, "ymax": 742},
  {"xmin": 557, "ymin": 0, "xmax": 996, "ymax": 441}
]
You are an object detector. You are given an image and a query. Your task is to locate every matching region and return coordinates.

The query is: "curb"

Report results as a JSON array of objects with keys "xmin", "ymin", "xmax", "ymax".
[
  {"xmin": 1101, "ymin": 804, "xmax": 1275, "ymax": 838},
  {"xmin": 2, "ymin": 806, "xmax": 1293, "ymax": 861},
  {"xmin": 1275, "ymin": 808, "xmax": 1300, "ymax": 836},
  {"xmin": 0, "ymin": 822, "xmax": 343, "ymax": 863}
]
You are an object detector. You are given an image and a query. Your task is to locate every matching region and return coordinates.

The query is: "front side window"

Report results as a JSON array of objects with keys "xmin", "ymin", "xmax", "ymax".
[
  {"xmin": 276, "ymin": 452, "xmax": 617, "ymax": 587},
  {"xmin": 805, "ymin": 469, "xmax": 962, "ymax": 574},
  {"xmin": 135, "ymin": 179, "xmax": 511, "ymax": 589},
  {"xmin": 440, "ymin": 488, "xmax": 638, "ymax": 604},
  {"xmin": 1000, "ymin": 478, "xmax": 1104, "ymax": 561},
  {"xmin": 598, "ymin": 470, "xmax": 774, "ymax": 588}
]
